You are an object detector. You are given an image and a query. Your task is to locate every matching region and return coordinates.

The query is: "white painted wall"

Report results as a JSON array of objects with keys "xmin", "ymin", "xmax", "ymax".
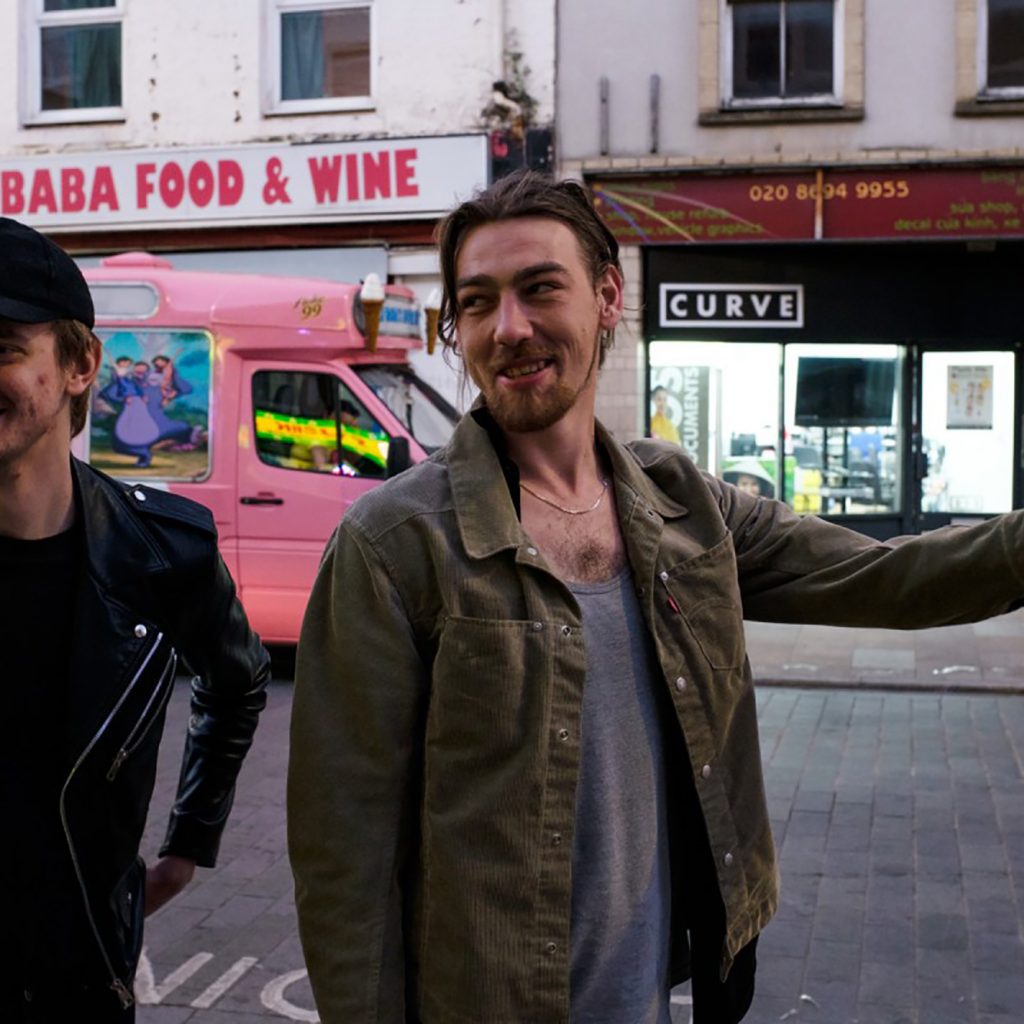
[
  {"xmin": 558, "ymin": 0, "xmax": 1024, "ymax": 162},
  {"xmin": 0, "ymin": 0, "xmax": 553, "ymax": 156}
]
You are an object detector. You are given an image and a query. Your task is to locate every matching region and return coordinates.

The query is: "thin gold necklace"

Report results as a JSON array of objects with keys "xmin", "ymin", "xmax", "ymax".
[{"xmin": 519, "ymin": 477, "xmax": 609, "ymax": 515}]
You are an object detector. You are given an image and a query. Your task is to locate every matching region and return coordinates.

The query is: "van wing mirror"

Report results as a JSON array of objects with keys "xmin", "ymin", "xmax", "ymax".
[{"xmin": 386, "ymin": 436, "xmax": 412, "ymax": 478}]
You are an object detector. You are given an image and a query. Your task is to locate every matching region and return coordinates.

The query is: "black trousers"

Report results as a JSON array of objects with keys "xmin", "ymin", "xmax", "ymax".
[{"xmin": 689, "ymin": 933, "xmax": 758, "ymax": 1024}]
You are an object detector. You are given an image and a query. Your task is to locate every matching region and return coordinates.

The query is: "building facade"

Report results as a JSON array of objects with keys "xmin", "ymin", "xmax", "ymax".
[
  {"xmin": 2, "ymin": 0, "xmax": 556, "ymax": 402},
  {"xmin": 558, "ymin": 0, "xmax": 1024, "ymax": 537}
]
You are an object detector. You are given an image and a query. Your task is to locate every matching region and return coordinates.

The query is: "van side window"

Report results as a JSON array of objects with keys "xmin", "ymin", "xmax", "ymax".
[{"xmin": 252, "ymin": 370, "xmax": 390, "ymax": 478}]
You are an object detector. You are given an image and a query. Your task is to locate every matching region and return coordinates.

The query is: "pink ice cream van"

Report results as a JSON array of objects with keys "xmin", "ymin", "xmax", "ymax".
[{"xmin": 76, "ymin": 253, "xmax": 458, "ymax": 644}]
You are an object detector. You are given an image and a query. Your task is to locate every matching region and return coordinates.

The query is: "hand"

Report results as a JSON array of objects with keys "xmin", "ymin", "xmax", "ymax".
[{"xmin": 144, "ymin": 855, "xmax": 196, "ymax": 917}]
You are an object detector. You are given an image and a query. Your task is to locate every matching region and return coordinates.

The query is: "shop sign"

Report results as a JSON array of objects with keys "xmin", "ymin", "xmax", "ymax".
[
  {"xmin": 660, "ymin": 283, "xmax": 803, "ymax": 329},
  {"xmin": 0, "ymin": 134, "xmax": 488, "ymax": 231},
  {"xmin": 593, "ymin": 167, "xmax": 1024, "ymax": 245}
]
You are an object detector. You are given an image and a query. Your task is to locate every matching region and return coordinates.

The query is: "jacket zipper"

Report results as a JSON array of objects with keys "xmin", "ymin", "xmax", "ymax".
[
  {"xmin": 59, "ymin": 630, "xmax": 168, "ymax": 1009},
  {"xmin": 106, "ymin": 650, "xmax": 178, "ymax": 781}
]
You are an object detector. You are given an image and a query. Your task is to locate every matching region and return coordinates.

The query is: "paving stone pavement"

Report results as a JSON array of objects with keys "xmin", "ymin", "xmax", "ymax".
[{"xmin": 137, "ymin": 673, "xmax": 1024, "ymax": 1023}]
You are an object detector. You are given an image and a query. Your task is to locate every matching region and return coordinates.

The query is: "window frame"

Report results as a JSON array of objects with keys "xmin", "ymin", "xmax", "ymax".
[
  {"xmin": 20, "ymin": 0, "xmax": 125, "ymax": 126},
  {"xmin": 977, "ymin": 0, "xmax": 1024, "ymax": 100},
  {"xmin": 720, "ymin": 0, "xmax": 844, "ymax": 110},
  {"xmin": 263, "ymin": 0, "xmax": 376, "ymax": 117}
]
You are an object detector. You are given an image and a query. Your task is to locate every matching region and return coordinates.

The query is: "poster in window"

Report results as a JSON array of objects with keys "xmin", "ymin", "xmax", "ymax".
[
  {"xmin": 649, "ymin": 365, "xmax": 711, "ymax": 468},
  {"xmin": 946, "ymin": 365, "xmax": 994, "ymax": 430}
]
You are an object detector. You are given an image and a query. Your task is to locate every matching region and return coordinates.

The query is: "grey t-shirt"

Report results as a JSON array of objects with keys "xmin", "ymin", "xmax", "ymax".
[{"xmin": 568, "ymin": 569, "xmax": 673, "ymax": 1024}]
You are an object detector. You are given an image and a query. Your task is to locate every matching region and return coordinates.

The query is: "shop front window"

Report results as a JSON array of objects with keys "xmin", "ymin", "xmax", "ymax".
[
  {"xmin": 649, "ymin": 340, "xmax": 783, "ymax": 498},
  {"xmin": 784, "ymin": 343, "xmax": 903, "ymax": 515},
  {"xmin": 919, "ymin": 350, "xmax": 1015, "ymax": 514}
]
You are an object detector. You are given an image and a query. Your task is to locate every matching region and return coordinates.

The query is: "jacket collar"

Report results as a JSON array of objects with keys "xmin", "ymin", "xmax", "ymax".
[
  {"xmin": 445, "ymin": 405, "xmax": 688, "ymax": 562},
  {"xmin": 71, "ymin": 458, "xmax": 170, "ymax": 593}
]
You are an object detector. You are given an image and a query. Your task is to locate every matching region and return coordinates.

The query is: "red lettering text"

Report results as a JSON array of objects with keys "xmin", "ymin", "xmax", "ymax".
[
  {"xmin": 218, "ymin": 160, "xmax": 244, "ymax": 205},
  {"xmin": 188, "ymin": 160, "xmax": 215, "ymax": 207},
  {"xmin": 90, "ymin": 166, "xmax": 120, "ymax": 211},
  {"xmin": 159, "ymin": 162, "xmax": 185, "ymax": 208},
  {"xmin": 136, "ymin": 163, "xmax": 157, "ymax": 209},
  {"xmin": 308, "ymin": 155, "xmax": 342, "ymax": 204},
  {"xmin": 394, "ymin": 148, "xmax": 418, "ymax": 197},
  {"xmin": 28, "ymin": 170, "xmax": 58, "ymax": 214},
  {"xmin": 61, "ymin": 168, "xmax": 86, "ymax": 212},
  {"xmin": 362, "ymin": 151, "xmax": 391, "ymax": 200},
  {"xmin": 2, "ymin": 171, "xmax": 25, "ymax": 214},
  {"xmin": 345, "ymin": 153, "xmax": 359, "ymax": 201}
]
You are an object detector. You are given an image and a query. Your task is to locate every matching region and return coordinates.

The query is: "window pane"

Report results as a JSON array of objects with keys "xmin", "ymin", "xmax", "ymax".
[
  {"xmin": 281, "ymin": 7, "xmax": 370, "ymax": 101},
  {"xmin": 920, "ymin": 352, "xmax": 1014, "ymax": 514},
  {"xmin": 784, "ymin": 344, "xmax": 903, "ymax": 516},
  {"xmin": 45, "ymin": 0, "xmax": 115, "ymax": 10},
  {"xmin": 649, "ymin": 341, "xmax": 783, "ymax": 499},
  {"xmin": 988, "ymin": 0, "xmax": 1024, "ymax": 89},
  {"xmin": 785, "ymin": 0, "xmax": 834, "ymax": 96},
  {"xmin": 41, "ymin": 23, "xmax": 121, "ymax": 109},
  {"xmin": 732, "ymin": 2, "xmax": 781, "ymax": 98},
  {"xmin": 253, "ymin": 370, "xmax": 389, "ymax": 478}
]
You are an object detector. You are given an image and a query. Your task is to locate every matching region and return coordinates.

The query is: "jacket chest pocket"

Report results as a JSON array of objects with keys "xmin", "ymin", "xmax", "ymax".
[
  {"xmin": 428, "ymin": 616, "xmax": 552, "ymax": 768},
  {"xmin": 106, "ymin": 640, "xmax": 178, "ymax": 782},
  {"xmin": 660, "ymin": 535, "xmax": 745, "ymax": 671}
]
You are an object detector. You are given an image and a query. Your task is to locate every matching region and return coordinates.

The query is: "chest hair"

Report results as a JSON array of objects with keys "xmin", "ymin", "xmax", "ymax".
[{"xmin": 522, "ymin": 490, "xmax": 627, "ymax": 584}]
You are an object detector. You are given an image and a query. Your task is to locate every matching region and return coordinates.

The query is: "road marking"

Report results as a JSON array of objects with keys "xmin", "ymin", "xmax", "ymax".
[
  {"xmin": 261, "ymin": 968, "xmax": 320, "ymax": 1022},
  {"xmin": 135, "ymin": 949, "xmax": 214, "ymax": 1003},
  {"xmin": 191, "ymin": 956, "xmax": 259, "ymax": 1008}
]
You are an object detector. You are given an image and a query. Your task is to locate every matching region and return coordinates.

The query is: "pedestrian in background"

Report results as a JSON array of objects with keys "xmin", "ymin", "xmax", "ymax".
[
  {"xmin": 288, "ymin": 172, "xmax": 1024, "ymax": 1024},
  {"xmin": 0, "ymin": 217, "xmax": 271, "ymax": 1022}
]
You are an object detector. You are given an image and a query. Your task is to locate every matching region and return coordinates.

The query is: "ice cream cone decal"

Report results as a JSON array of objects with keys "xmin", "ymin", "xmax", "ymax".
[
  {"xmin": 424, "ymin": 287, "xmax": 442, "ymax": 356},
  {"xmin": 360, "ymin": 273, "xmax": 385, "ymax": 352}
]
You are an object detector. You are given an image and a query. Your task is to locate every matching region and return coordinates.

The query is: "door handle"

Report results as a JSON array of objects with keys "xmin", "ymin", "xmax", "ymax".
[{"xmin": 240, "ymin": 495, "xmax": 284, "ymax": 506}]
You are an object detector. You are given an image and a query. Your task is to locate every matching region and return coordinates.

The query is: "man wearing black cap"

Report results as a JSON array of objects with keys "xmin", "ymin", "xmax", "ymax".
[{"xmin": 0, "ymin": 217, "xmax": 271, "ymax": 1020}]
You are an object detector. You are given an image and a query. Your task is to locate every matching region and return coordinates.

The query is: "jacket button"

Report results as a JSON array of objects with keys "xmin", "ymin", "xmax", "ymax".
[
  {"xmin": 724, "ymin": 852, "xmax": 735, "ymax": 867},
  {"xmin": 526, "ymin": 546, "xmax": 538, "ymax": 556},
  {"xmin": 134, "ymin": 624, "xmax": 148, "ymax": 639},
  {"xmin": 552, "ymin": 832, "xmax": 562, "ymax": 845},
  {"xmin": 546, "ymin": 942, "xmax": 558, "ymax": 955},
  {"xmin": 646, "ymin": 508, "xmax": 657, "ymax": 519},
  {"xmin": 133, "ymin": 489, "xmax": 147, "ymax": 502},
  {"xmin": 561, "ymin": 625, "xmax": 572, "ymax": 637},
  {"xmin": 675, "ymin": 676, "xmax": 687, "ymax": 692},
  {"xmin": 701, "ymin": 764, "xmax": 712, "ymax": 779},
  {"xmin": 532, "ymin": 621, "xmax": 544, "ymax": 632},
  {"xmin": 557, "ymin": 728, "xmax": 570, "ymax": 741},
  {"xmin": 659, "ymin": 570, "xmax": 669, "ymax": 582}
]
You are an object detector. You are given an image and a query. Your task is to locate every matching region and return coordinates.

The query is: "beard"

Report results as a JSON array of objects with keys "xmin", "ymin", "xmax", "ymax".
[{"xmin": 471, "ymin": 337, "xmax": 601, "ymax": 434}]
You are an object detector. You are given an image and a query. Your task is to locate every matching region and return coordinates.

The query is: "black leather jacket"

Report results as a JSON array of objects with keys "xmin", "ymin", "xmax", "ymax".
[{"xmin": 44, "ymin": 460, "xmax": 270, "ymax": 1009}]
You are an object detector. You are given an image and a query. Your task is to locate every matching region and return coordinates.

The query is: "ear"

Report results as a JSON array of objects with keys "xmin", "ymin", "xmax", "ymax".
[
  {"xmin": 596, "ymin": 265, "xmax": 624, "ymax": 330},
  {"xmin": 65, "ymin": 335, "xmax": 102, "ymax": 398}
]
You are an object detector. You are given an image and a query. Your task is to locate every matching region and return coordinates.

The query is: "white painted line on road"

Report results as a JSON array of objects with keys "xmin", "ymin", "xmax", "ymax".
[
  {"xmin": 191, "ymin": 956, "xmax": 259, "ymax": 1008},
  {"xmin": 261, "ymin": 968, "xmax": 320, "ymax": 1022},
  {"xmin": 135, "ymin": 949, "xmax": 214, "ymax": 1004}
]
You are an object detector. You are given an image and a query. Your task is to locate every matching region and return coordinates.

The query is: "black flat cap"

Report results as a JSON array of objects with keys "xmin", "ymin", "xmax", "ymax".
[{"xmin": 0, "ymin": 217, "xmax": 94, "ymax": 328}]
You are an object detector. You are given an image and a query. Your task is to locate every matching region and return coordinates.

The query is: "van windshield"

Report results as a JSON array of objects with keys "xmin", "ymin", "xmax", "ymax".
[{"xmin": 354, "ymin": 366, "xmax": 459, "ymax": 454}]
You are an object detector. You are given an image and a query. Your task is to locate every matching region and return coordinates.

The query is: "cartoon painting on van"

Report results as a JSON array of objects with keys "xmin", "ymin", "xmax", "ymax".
[{"xmin": 90, "ymin": 330, "xmax": 212, "ymax": 479}]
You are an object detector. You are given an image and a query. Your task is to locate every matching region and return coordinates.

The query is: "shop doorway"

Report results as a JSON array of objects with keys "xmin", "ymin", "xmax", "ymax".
[{"xmin": 912, "ymin": 346, "xmax": 1021, "ymax": 531}]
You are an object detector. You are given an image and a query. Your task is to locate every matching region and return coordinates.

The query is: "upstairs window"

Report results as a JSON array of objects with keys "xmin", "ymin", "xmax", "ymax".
[
  {"xmin": 983, "ymin": 0, "xmax": 1024, "ymax": 94},
  {"xmin": 724, "ymin": 0, "xmax": 838, "ymax": 106},
  {"xmin": 266, "ymin": 0, "xmax": 373, "ymax": 114},
  {"xmin": 23, "ymin": 0, "xmax": 123, "ymax": 124}
]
